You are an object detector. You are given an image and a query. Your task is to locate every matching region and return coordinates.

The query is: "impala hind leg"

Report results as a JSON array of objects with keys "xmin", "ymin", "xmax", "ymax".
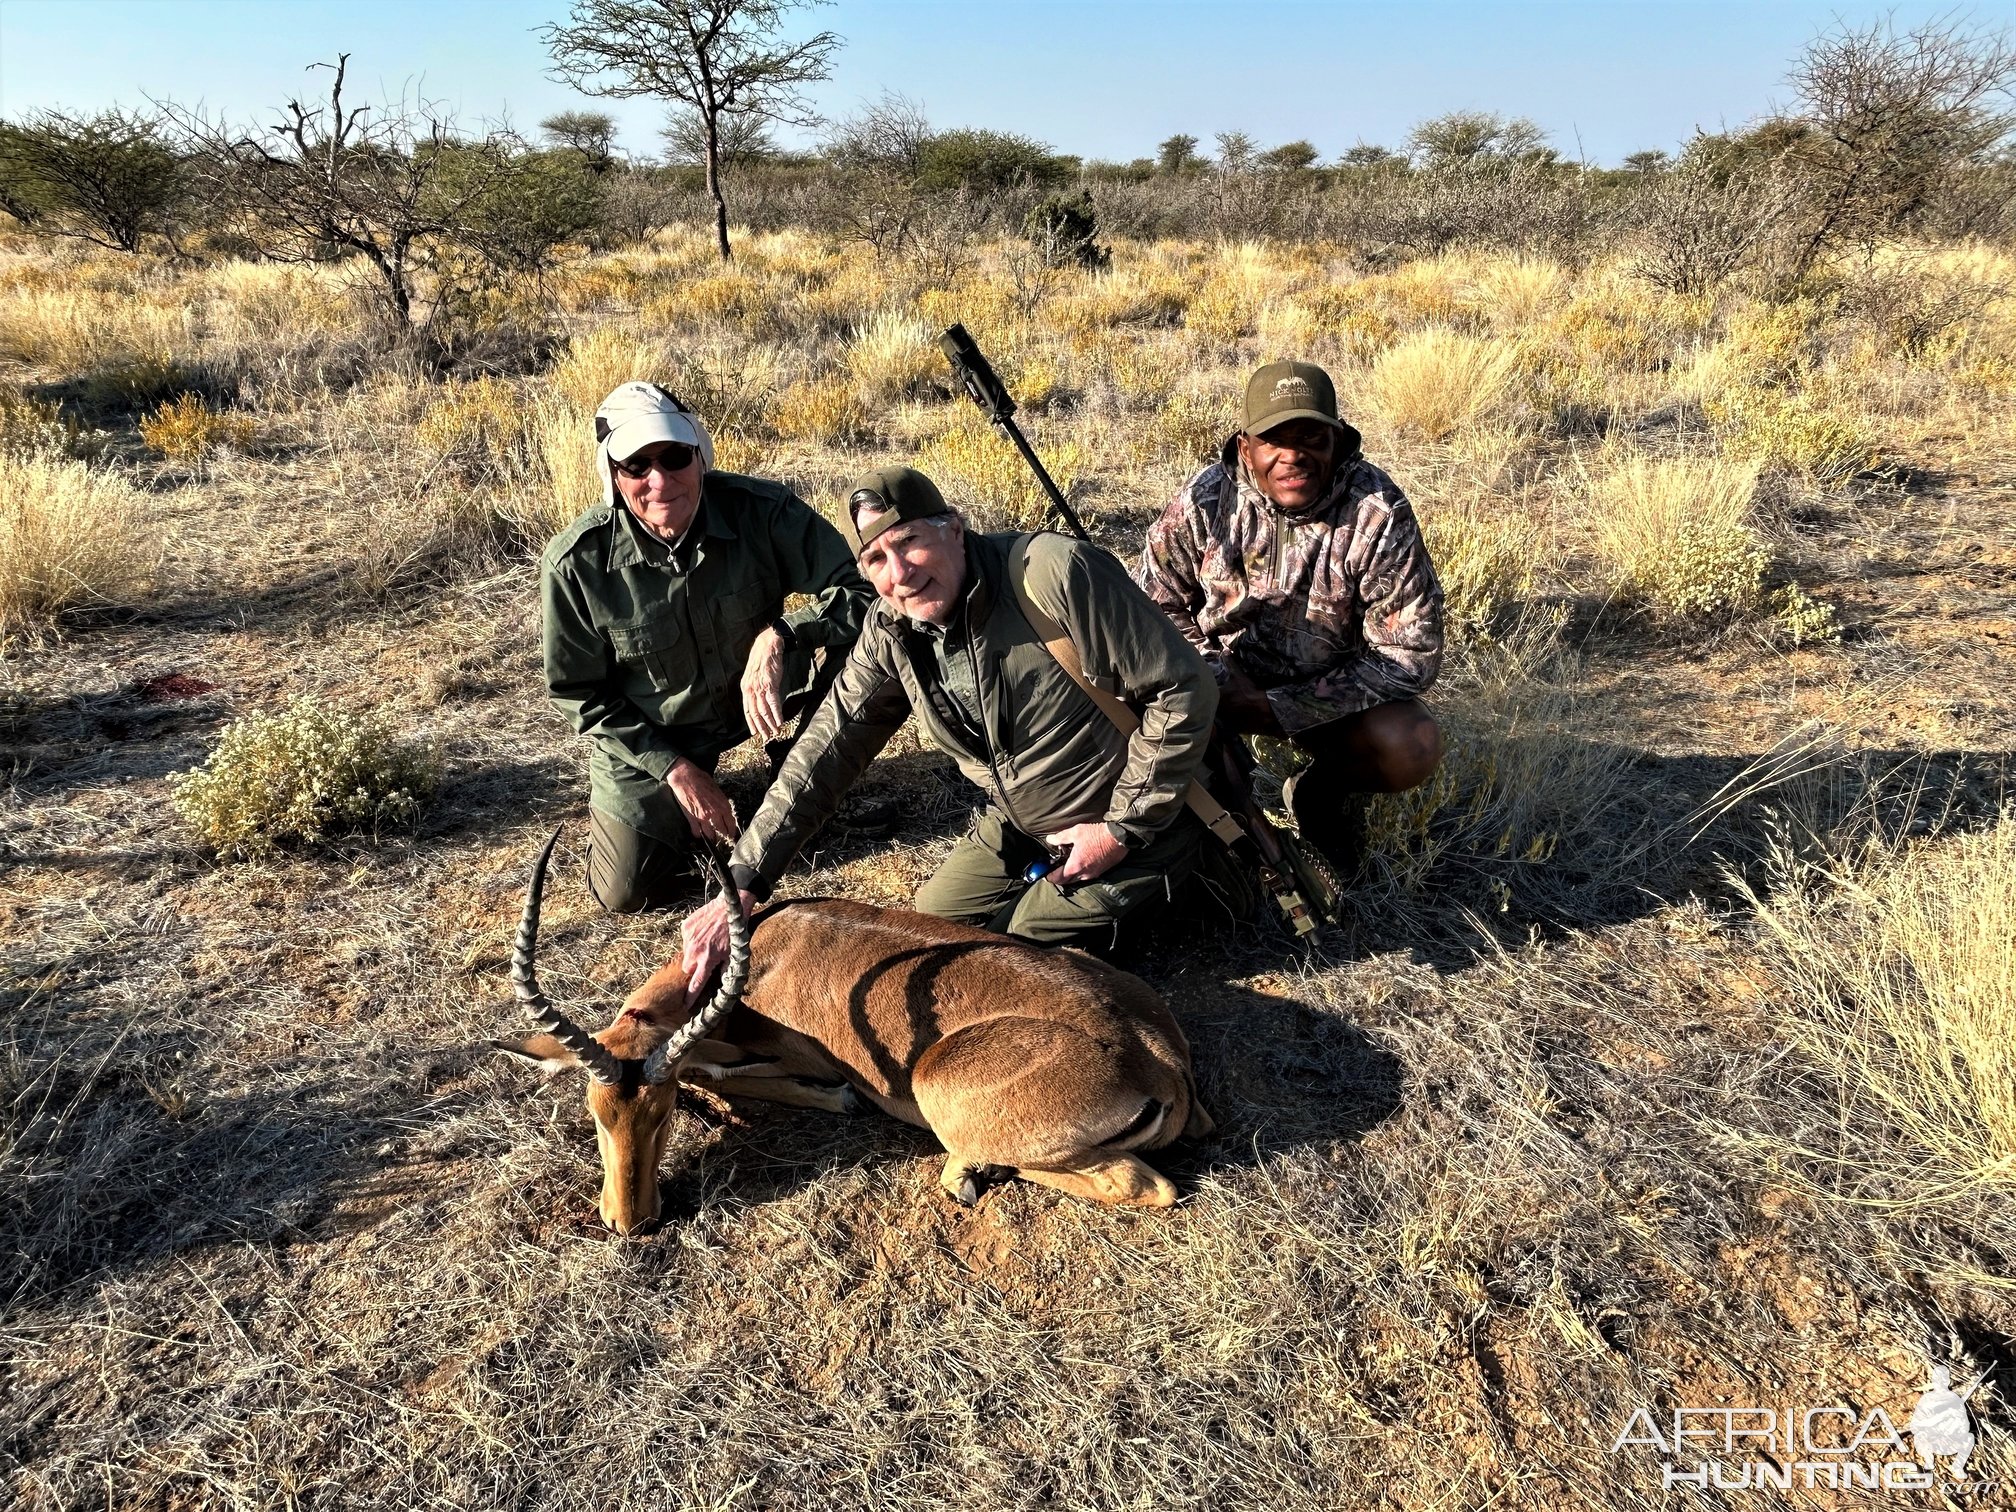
[{"xmin": 1018, "ymin": 1153, "xmax": 1179, "ymax": 1207}]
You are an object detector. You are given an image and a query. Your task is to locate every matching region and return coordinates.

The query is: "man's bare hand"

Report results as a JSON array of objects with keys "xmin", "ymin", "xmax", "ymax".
[
  {"xmin": 740, "ymin": 626, "xmax": 790, "ymax": 742},
  {"xmin": 1042, "ymin": 823, "xmax": 1129, "ymax": 886},
  {"xmin": 666, "ymin": 758, "xmax": 738, "ymax": 844},
  {"xmin": 680, "ymin": 888, "xmax": 762, "ymax": 1007}
]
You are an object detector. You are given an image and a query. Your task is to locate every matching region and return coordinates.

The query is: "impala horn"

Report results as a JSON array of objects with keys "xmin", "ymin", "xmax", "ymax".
[
  {"xmin": 513, "ymin": 827, "xmax": 621, "ymax": 1085},
  {"xmin": 642, "ymin": 849, "xmax": 750, "ymax": 1085}
]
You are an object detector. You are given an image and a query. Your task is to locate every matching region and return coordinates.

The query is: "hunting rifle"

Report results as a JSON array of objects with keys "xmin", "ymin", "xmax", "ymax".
[{"xmin": 937, "ymin": 324, "xmax": 1341, "ymax": 937}]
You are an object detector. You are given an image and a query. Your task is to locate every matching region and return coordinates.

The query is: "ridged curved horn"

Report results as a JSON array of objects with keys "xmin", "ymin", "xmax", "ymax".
[
  {"xmin": 513, "ymin": 827, "xmax": 621, "ymax": 1086},
  {"xmin": 642, "ymin": 848, "xmax": 751, "ymax": 1084}
]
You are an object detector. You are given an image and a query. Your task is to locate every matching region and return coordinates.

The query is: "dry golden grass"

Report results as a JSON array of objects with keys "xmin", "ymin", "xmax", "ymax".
[
  {"xmin": 843, "ymin": 309, "xmax": 939, "ymax": 406},
  {"xmin": 0, "ymin": 449, "xmax": 151, "ymax": 639},
  {"xmin": 1585, "ymin": 453, "xmax": 1769, "ymax": 623},
  {"xmin": 916, "ymin": 407, "xmax": 1087, "ymax": 531},
  {"xmin": 1369, "ymin": 327, "xmax": 1521, "ymax": 440},
  {"xmin": 3, "ymin": 223, "xmax": 2014, "ymax": 1510},
  {"xmin": 139, "ymin": 393, "xmax": 256, "ymax": 464},
  {"xmin": 1747, "ymin": 812, "xmax": 2016, "ymax": 1196}
]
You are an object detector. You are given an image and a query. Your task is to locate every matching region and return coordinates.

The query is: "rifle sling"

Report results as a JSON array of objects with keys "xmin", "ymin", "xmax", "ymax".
[{"xmin": 1006, "ymin": 534, "xmax": 1246, "ymax": 853}]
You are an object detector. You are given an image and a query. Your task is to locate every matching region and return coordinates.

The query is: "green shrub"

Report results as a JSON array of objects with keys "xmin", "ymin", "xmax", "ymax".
[
  {"xmin": 1025, "ymin": 192, "xmax": 1109, "ymax": 270},
  {"xmin": 172, "ymin": 700, "xmax": 439, "ymax": 857}
]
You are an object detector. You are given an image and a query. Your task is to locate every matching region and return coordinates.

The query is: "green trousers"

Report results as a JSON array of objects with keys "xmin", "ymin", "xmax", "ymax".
[
  {"xmin": 913, "ymin": 807, "xmax": 1206, "ymax": 955},
  {"xmin": 586, "ymin": 651, "xmax": 839, "ymax": 915}
]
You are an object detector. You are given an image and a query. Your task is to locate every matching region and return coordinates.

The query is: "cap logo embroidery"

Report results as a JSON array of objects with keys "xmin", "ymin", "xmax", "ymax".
[{"xmin": 1271, "ymin": 377, "xmax": 1314, "ymax": 402}]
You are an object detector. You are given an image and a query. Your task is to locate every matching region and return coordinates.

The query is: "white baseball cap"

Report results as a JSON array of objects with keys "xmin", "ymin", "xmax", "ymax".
[{"xmin": 593, "ymin": 382, "xmax": 716, "ymax": 507}]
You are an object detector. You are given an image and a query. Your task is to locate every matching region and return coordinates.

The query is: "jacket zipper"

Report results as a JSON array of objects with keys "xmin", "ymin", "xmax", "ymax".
[{"xmin": 965, "ymin": 628, "xmax": 1036, "ymax": 842}]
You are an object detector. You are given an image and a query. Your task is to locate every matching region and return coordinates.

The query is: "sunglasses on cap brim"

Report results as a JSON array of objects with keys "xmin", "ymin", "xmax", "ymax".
[{"xmin": 610, "ymin": 443, "xmax": 697, "ymax": 478}]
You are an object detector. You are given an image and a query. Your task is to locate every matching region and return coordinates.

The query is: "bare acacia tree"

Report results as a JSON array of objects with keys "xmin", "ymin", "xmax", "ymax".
[
  {"xmin": 166, "ymin": 57, "xmax": 566, "ymax": 341},
  {"xmin": 1784, "ymin": 14, "xmax": 2016, "ymax": 279},
  {"xmin": 819, "ymin": 92, "xmax": 931, "ymax": 256},
  {"xmin": 541, "ymin": 0, "xmax": 839, "ymax": 261}
]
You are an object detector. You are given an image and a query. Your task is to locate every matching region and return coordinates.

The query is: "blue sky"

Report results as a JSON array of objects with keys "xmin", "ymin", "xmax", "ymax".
[{"xmin": 1, "ymin": 0, "xmax": 2007, "ymax": 167}]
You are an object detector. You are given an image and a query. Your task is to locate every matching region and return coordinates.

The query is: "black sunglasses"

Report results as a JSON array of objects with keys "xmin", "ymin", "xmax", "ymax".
[{"xmin": 610, "ymin": 443, "xmax": 697, "ymax": 478}]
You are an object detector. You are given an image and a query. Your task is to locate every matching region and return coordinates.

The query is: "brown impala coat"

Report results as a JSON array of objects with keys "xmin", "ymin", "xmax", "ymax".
[
  {"xmin": 503, "ymin": 834, "xmax": 1212, "ymax": 1229},
  {"xmin": 625, "ymin": 900, "xmax": 1211, "ymax": 1203}
]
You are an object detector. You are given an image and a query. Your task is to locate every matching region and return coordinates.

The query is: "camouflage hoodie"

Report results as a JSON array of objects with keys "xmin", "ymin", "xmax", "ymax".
[{"xmin": 1136, "ymin": 436, "xmax": 1444, "ymax": 736}]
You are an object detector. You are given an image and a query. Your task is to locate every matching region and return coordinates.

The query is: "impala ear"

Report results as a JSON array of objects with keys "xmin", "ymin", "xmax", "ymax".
[{"xmin": 492, "ymin": 1032, "xmax": 586, "ymax": 1074}]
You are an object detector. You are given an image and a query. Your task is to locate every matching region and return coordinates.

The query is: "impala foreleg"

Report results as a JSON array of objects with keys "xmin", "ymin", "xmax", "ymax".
[{"xmin": 1018, "ymin": 1153, "xmax": 1179, "ymax": 1207}]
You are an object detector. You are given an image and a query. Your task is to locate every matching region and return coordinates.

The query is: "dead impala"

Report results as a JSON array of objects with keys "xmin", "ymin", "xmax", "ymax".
[{"xmin": 498, "ymin": 830, "xmax": 1213, "ymax": 1234}]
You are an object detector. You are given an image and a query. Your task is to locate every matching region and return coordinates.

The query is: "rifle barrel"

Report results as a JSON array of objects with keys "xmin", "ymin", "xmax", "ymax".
[{"xmin": 997, "ymin": 415, "xmax": 1091, "ymax": 543}]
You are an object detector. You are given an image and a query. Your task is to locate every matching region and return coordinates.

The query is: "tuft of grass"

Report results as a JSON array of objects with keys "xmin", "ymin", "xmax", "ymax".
[
  {"xmin": 1704, "ymin": 386, "xmax": 1879, "ymax": 482},
  {"xmin": 844, "ymin": 310, "xmax": 939, "ymax": 407},
  {"xmin": 1420, "ymin": 496, "xmax": 1539, "ymax": 642},
  {"xmin": 0, "ymin": 450, "xmax": 150, "ymax": 639},
  {"xmin": 79, "ymin": 353, "xmax": 204, "ymax": 411},
  {"xmin": 139, "ymin": 393, "xmax": 256, "ymax": 464},
  {"xmin": 1586, "ymin": 453, "xmax": 1769, "ymax": 624},
  {"xmin": 1183, "ymin": 284, "xmax": 1247, "ymax": 343},
  {"xmin": 642, "ymin": 269, "xmax": 768, "ymax": 330},
  {"xmin": 0, "ymin": 283, "xmax": 192, "ymax": 372},
  {"xmin": 1369, "ymin": 328, "xmax": 1520, "ymax": 441},
  {"xmin": 1746, "ymin": 811, "xmax": 2016, "ymax": 1196},
  {"xmin": 773, "ymin": 374, "xmax": 868, "ymax": 446},
  {"xmin": 1463, "ymin": 254, "xmax": 1566, "ymax": 326},
  {"xmin": 0, "ymin": 386, "xmax": 94, "ymax": 460},
  {"xmin": 1354, "ymin": 621, "xmax": 1633, "ymax": 924},
  {"xmin": 415, "ymin": 376, "xmax": 531, "ymax": 482},
  {"xmin": 171, "ymin": 699, "xmax": 439, "ymax": 858},
  {"xmin": 547, "ymin": 326, "xmax": 674, "ymax": 414},
  {"xmin": 1130, "ymin": 392, "xmax": 1228, "ymax": 475},
  {"xmin": 916, "ymin": 408, "xmax": 1085, "ymax": 532},
  {"xmin": 520, "ymin": 390, "xmax": 601, "ymax": 543}
]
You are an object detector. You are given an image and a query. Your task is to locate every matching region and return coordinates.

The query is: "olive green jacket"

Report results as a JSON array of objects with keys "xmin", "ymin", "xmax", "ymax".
[
  {"xmin": 730, "ymin": 530, "xmax": 1218, "ymax": 898},
  {"xmin": 541, "ymin": 472, "xmax": 871, "ymax": 839}
]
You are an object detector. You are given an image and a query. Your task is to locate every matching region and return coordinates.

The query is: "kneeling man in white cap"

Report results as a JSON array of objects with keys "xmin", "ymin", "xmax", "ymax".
[{"xmin": 539, "ymin": 383, "xmax": 874, "ymax": 911}]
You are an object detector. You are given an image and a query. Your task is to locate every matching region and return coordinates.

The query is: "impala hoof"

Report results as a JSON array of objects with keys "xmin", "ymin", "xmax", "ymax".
[{"xmin": 942, "ymin": 1159, "xmax": 1011, "ymax": 1205}]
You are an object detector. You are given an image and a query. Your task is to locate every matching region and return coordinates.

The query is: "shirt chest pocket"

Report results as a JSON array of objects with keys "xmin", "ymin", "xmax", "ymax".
[
  {"xmin": 716, "ymin": 582, "xmax": 773, "ymax": 642},
  {"xmin": 607, "ymin": 613, "xmax": 697, "ymax": 691}
]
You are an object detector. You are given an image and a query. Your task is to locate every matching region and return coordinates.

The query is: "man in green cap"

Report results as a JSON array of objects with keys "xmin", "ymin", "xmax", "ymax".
[
  {"xmin": 1137, "ymin": 360, "xmax": 1446, "ymax": 872},
  {"xmin": 678, "ymin": 464, "xmax": 1220, "ymax": 985},
  {"xmin": 541, "ymin": 382, "xmax": 874, "ymax": 913}
]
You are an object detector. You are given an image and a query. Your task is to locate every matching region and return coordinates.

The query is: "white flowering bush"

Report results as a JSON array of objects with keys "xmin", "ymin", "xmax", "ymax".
[{"xmin": 171, "ymin": 700, "xmax": 438, "ymax": 856}]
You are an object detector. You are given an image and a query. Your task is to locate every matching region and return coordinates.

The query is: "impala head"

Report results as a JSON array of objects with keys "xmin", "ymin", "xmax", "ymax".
[{"xmin": 495, "ymin": 829, "xmax": 750, "ymax": 1236}]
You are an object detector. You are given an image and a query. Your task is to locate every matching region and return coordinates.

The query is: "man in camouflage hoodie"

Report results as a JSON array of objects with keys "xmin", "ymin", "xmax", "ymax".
[{"xmin": 1137, "ymin": 360, "xmax": 1445, "ymax": 869}]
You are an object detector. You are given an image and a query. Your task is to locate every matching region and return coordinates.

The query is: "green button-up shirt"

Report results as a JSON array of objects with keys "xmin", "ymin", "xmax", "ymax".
[{"xmin": 540, "ymin": 470, "xmax": 871, "ymax": 840}]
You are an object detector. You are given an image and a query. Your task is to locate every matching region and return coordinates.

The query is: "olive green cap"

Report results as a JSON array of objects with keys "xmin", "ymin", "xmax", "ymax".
[
  {"xmin": 1243, "ymin": 360, "xmax": 1343, "ymax": 436},
  {"xmin": 843, "ymin": 465, "xmax": 951, "ymax": 553}
]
